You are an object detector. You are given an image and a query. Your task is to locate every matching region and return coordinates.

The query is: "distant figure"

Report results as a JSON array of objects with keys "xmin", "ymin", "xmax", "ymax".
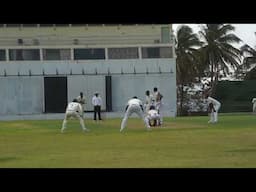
[
  {"xmin": 252, "ymin": 98, "xmax": 256, "ymax": 113},
  {"xmin": 92, "ymin": 92, "xmax": 102, "ymax": 121},
  {"xmin": 61, "ymin": 99, "xmax": 89, "ymax": 133},
  {"xmin": 144, "ymin": 90, "xmax": 154, "ymax": 113},
  {"xmin": 205, "ymin": 94, "xmax": 221, "ymax": 123},
  {"xmin": 145, "ymin": 105, "xmax": 161, "ymax": 127},
  {"xmin": 153, "ymin": 87, "xmax": 163, "ymax": 125},
  {"xmin": 120, "ymin": 96, "xmax": 151, "ymax": 132},
  {"xmin": 76, "ymin": 92, "xmax": 86, "ymax": 117}
]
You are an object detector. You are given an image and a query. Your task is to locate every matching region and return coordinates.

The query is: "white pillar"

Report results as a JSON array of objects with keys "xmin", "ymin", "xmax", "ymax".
[
  {"xmin": 71, "ymin": 48, "xmax": 74, "ymax": 60},
  {"xmin": 5, "ymin": 49, "xmax": 9, "ymax": 61},
  {"xmin": 138, "ymin": 46, "xmax": 142, "ymax": 59},
  {"xmin": 105, "ymin": 48, "xmax": 108, "ymax": 60},
  {"xmin": 39, "ymin": 48, "xmax": 43, "ymax": 61}
]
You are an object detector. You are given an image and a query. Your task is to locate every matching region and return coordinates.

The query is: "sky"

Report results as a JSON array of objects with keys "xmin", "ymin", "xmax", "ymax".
[{"xmin": 172, "ymin": 24, "xmax": 256, "ymax": 48}]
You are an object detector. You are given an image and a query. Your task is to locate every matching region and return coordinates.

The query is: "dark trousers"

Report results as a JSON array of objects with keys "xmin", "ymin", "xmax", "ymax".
[{"xmin": 94, "ymin": 105, "xmax": 102, "ymax": 120}]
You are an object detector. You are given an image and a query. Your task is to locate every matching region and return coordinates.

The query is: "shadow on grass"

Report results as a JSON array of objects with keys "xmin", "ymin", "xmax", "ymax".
[
  {"xmin": 0, "ymin": 157, "xmax": 18, "ymax": 162},
  {"xmin": 226, "ymin": 148, "xmax": 256, "ymax": 153}
]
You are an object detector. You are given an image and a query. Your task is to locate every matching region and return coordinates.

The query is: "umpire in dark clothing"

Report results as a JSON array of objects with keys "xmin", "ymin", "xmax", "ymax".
[{"xmin": 92, "ymin": 92, "xmax": 102, "ymax": 120}]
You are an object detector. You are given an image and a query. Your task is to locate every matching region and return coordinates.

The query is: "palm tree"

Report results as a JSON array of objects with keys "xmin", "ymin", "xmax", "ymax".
[
  {"xmin": 239, "ymin": 43, "xmax": 256, "ymax": 79},
  {"xmin": 175, "ymin": 25, "xmax": 203, "ymax": 115},
  {"xmin": 240, "ymin": 44, "xmax": 256, "ymax": 67},
  {"xmin": 199, "ymin": 24, "xmax": 242, "ymax": 93}
]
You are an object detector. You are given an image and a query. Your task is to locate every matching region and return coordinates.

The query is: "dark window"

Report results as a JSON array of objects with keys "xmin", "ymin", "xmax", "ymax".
[
  {"xmin": 9, "ymin": 49, "xmax": 40, "ymax": 60},
  {"xmin": 71, "ymin": 24, "xmax": 86, "ymax": 26},
  {"xmin": 39, "ymin": 24, "xmax": 54, "ymax": 27},
  {"xmin": 6, "ymin": 24, "xmax": 21, "ymax": 27},
  {"xmin": 43, "ymin": 49, "xmax": 71, "ymax": 60},
  {"xmin": 159, "ymin": 47, "xmax": 173, "ymax": 58},
  {"xmin": 55, "ymin": 24, "xmax": 69, "ymax": 27},
  {"xmin": 0, "ymin": 50, "xmax": 6, "ymax": 61},
  {"xmin": 108, "ymin": 47, "xmax": 139, "ymax": 59},
  {"xmin": 142, "ymin": 47, "xmax": 172, "ymax": 58},
  {"xmin": 74, "ymin": 48, "xmax": 105, "ymax": 60},
  {"xmin": 142, "ymin": 47, "xmax": 160, "ymax": 58},
  {"xmin": 22, "ymin": 24, "xmax": 38, "ymax": 27}
]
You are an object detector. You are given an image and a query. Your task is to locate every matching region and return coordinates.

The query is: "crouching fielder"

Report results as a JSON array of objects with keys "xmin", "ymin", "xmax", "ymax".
[
  {"xmin": 120, "ymin": 96, "xmax": 150, "ymax": 132},
  {"xmin": 61, "ymin": 99, "xmax": 90, "ymax": 133},
  {"xmin": 145, "ymin": 105, "xmax": 161, "ymax": 127},
  {"xmin": 206, "ymin": 94, "xmax": 221, "ymax": 123}
]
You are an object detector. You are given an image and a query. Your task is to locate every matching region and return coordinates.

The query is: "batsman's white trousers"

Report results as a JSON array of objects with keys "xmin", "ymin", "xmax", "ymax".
[
  {"xmin": 209, "ymin": 103, "xmax": 221, "ymax": 123},
  {"xmin": 145, "ymin": 113, "xmax": 161, "ymax": 126}
]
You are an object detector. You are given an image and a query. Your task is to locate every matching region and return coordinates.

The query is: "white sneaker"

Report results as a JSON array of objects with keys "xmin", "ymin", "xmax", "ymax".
[{"xmin": 83, "ymin": 129, "xmax": 90, "ymax": 132}]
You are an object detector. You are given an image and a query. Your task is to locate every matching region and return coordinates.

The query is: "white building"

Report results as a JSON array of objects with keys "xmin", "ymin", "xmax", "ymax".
[{"xmin": 0, "ymin": 24, "xmax": 176, "ymax": 118}]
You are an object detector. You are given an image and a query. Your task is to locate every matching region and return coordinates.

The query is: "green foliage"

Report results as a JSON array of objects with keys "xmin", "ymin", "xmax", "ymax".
[
  {"xmin": 245, "ymin": 66, "xmax": 256, "ymax": 80},
  {"xmin": 215, "ymin": 80, "xmax": 256, "ymax": 112},
  {"xmin": 175, "ymin": 25, "xmax": 203, "ymax": 115},
  {"xmin": 199, "ymin": 24, "xmax": 242, "ymax": 85}
]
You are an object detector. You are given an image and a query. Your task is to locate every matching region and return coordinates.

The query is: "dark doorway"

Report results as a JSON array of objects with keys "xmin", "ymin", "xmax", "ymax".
[
  {"xmin": 44, "ymin": 77, "xmax": 67, "ymax": 113},
  {"xmin": 105, "ymin": 76, "xmax": 112, "ymax": 112}
]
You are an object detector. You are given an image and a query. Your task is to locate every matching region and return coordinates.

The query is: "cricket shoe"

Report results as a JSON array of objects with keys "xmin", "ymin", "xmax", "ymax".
[{"xmin": 83, "ymin": 129, "xmax": 90, "ymax": 132}]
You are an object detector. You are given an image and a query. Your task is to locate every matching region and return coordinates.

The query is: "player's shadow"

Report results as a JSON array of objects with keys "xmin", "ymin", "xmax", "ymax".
[{"xmin": 226, "ymin": 148, "xmax": 256, "ymax": 153}]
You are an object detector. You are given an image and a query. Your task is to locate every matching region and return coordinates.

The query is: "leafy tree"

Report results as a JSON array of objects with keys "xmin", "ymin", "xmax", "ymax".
[
  {"xmin": 238, "ymin": 44, "xmax": 256, "ymax": 79},
  {"xmin": 175, "ymin": 25, "xmax": 203, "ymax": 115},
  {"xmin": 199, "ymin": 24, "xmax": 242, "ymax": 93}
]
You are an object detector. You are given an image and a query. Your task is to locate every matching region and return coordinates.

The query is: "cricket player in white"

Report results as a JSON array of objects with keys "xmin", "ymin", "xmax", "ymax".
[
  {"xmin": 144, "ymin": 90, "xmax": 154, "ymax": 113},
  {"xmin": 120, "ymin": 96, "xmax": 151, "ymax": 132},
  {"xmin": 153, "ymin": 87, "xmax": 163, "ymax": 125},
  {"xmin": 206, "ymin": 94, "xmax": 221, "ymax": 123},
  {"xmin": 145, "ymin": 106, "xmax": 161, "ymax": 127},
  {"xmin": 77, "ymin": 92, "xmax": 86, "ymax": 118},
  {"xmin": 61, "ymin": 99, "xmax": 89, "ymax": 133},
  {"xmin": 252, "ymin": 98, "xmax": 256, "ymax": 113}
]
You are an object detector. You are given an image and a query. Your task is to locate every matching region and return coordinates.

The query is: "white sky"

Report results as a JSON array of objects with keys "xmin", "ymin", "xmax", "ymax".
[{"xmin": 172, "ymin": 24, "xmax": 256, "ymax": 48}]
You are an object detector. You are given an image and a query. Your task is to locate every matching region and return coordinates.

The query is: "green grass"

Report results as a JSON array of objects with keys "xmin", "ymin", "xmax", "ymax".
[{"xmin": 0, "ymin": 114, "xmax": 256, "ymax": 168}]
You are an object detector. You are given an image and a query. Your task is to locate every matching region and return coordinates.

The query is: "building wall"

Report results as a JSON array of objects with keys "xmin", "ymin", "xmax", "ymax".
[
  {"xmin": 112, "ymin": 74, "xmax": 176, "ymax": 115},
  {"xmin": 0, "ymin": 76, "xmax": 44, "ymax": 115},
  {"xmin": 0, "ymin": 25, "xmax": 172, "ymax": 46},
  {"xmin": 0, "ymin": 58, "xmax": 176, "ymax": 116},
  {"xmin": 0, "ymin": 59, "xmax": 175, "ymax": 76},
  {"xmin": 0, "ymin": 24, "xmax": 176, "ymax": 117},
  {"xmin": 68, "ymin": 75, "xmax": 106, "ymax": 111}
]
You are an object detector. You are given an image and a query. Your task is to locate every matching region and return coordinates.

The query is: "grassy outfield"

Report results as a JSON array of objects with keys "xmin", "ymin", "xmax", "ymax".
[{"xmin": 0, "ymin": 114, "xmax": 256, "ymax": 168}]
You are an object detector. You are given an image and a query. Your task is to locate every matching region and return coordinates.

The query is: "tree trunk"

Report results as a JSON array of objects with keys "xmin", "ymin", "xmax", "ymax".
[
  {"xmin": 211, "ymin": 64, "xmax": 219, "ymax": 97},
  {"xmin": 179, "ymin": 83, "xmax": 184, "ymax": 116},
  {"xmin": 210, "ymin": 58, "xmax": 214, "ymax": 87}
]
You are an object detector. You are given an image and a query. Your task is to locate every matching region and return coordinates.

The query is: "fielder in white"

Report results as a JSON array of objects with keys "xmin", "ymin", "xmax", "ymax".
[
  {"xmin": 206, "ymin": 94, "xmax": 221, "ymax": 123},
  {"xmin": 61, "ymin": 99, "xmax": 90, "ymax": 133},
  {"xmin": 144, "ymin": 90, "xmax": 154, "ymax": 113},
  {"xmin": 76, "ymin": 92, "xmax": 86, "ymax": 118},
  {"xmin": 120, "ymin": 96, "xmax": 151, "ymax": 132},
  {"xmin": 252, "ymin": 98, "xmax": 256, "ymax": 113},
  {"xmin": 153, "ymin": 87, "xmax": 163, "ymax": 125},
  {"xmin": 145, "ymin": 105, "xmax": 161, "ymax": 127}
]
